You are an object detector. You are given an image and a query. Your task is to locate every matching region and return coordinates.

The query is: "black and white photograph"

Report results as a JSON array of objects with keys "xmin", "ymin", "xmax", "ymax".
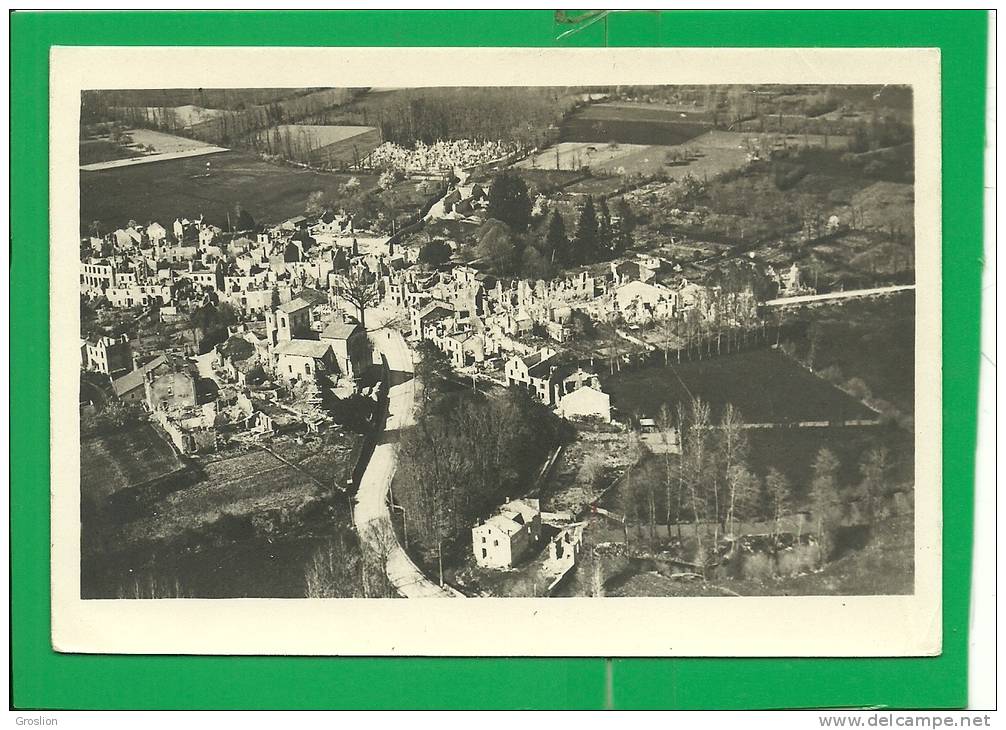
[{"xmin": 52, "ymin": 47, "xmax": 942, "ymax": 656}]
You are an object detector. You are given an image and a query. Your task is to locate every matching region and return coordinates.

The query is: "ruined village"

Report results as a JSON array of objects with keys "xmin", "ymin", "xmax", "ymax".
[{"xmin": 79, "ymin": 85, "xmax": 917, "ymax": 599}]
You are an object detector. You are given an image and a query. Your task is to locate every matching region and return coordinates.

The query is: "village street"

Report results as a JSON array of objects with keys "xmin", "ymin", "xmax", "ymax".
[{"xmin": 354, "ymin": 307, "xmax": 458, "ymax": 598}]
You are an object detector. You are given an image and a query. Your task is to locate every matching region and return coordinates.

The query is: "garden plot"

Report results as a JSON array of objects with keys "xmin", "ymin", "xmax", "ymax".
[
  {"xmin": 121, "ymin": 448, "xmax": 324, "ymax": 542},
  {"xmin": 81, "ymin": 423, "xmax": 184, "ymax": 499}
]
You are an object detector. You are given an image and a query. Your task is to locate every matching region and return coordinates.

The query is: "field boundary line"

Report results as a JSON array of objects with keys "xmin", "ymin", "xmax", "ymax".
[
  {"xmin": 198, "ymin": 461, "xmax": 288, "ymax": 493},
  {"xmin": 255, "ymin": 444, "xmax": 337, "ymax": 492}
]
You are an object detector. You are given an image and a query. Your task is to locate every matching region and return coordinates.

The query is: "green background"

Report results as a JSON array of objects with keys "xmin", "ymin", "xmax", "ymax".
[{"xmin": 10, "ymin": 10, "xmax": 987, "ymax": 710}]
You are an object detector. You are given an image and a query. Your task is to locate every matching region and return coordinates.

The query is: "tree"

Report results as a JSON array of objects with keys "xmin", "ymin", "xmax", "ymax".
[
  {"xmin": 359, "ymin": 520, "xmax": 399, "ymax": 598},
  {"xmin": 724, "ymin": 464, "xmax": 760, "ymax": 539},
  {"xmin": 233, "ymin": 203, "xmax": 255, "ymax": 232},
  {"xmin": 645, "ymin": 477, "xmax": 660, "ymax": 550},
  {"xmin": 849, "ymin": 124, "xmax": 870, "ymax": 153},
  {"xmin": 398, "ymin": 414, "xmax": 462, "ymax": 586},
  {"xmin": 418, "ymin": 240, "xmax": 452, "ymax": 267},
  {"xmin": 486, "ymin": 172, "xmax": 532, "ymax": 232},
  {"xmin": 612, "ymin": 196, "xmax": 634, "ymax": 235},
  {"xmin": 477, "ymin": 218, "xmax": 519, "ymax": 276},
  {"xmin": 716, "ymin": 404, "xmax": 751, "ymax": 541},
  {"xmin": 413, "ymin": 341, "xmax": 452, "ymax": 409},
  {"xmin": 657, "ymin": 403, "xmax": 681, "ymax": 537},
  {"xmin": 569, "ymin": 310, "xmax": 594, "ymax": 338},
  {"xmin": 520, "ymin": 245, "xmax": 555, "ymax": 281},
  {"xmin": 543, "ymin": 210, "xmax": 570, "ymax": 265},
  {"xmin": 571, "ymin": 196, "xmax": 600, "ymax": 264},
  {"xmin": 587, "ymin": 545, "xmax": 606, "ymax": 598},
  {"xmin": 810, "ymin": 448, "xmax": 841, "ymax": 562},
  {"xmin": 378, "ymin": 168, "xmax": 402, "ymax": 190},
  {"xmin": 859, "ymin": 447, "xmax": 891, "ymax": 524},
  {"xmin": 680, "ymin": 398, "xmax": 713, "ymax": 570},
  {"xmin": 618, "ymin": 431, "xmax": 644, "ymax": 549},
  {"xmin": 331, "ymin": 269, "xmax": 379, "ymax": 330},
  {"xmin": 656, "ymin": 317, "xmax": 677, "ymax": 365},
  {"xmin": 305, "ymin": 190, "xmax": 326, "ymax": 216},
  {"xmin": 190, "ymin": 301, "xmax": 238, "ymax": 354},
  {"xmin": 596, "ymin": 197, "xmax": 613, "ymax": 253},
  {"xmin": 304, "ymin": 534, "xmax": 365, "ymax": 598},
  {"xmin": 116, "ymin": 574, "xmax": 186, "ymax": 599},
  {"xmin": 765, "ymin": 468, "xmax": 792, "ymax": 539}
]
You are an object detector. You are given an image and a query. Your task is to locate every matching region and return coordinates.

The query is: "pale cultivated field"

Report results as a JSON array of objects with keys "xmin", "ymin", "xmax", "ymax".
[
  {"xmin": 80, "ymin": 128, "xmax": 226, "ymax": 171},
  {"xmin": 516, "ymin": 141, "xmax": 653, "ymax": 172},
  {"xmin": 123, "ymin": 128, "xmax": 219, "ymax": 153},
  {"xmin": 519, "ymin": 130, "xmax": 853, "ymax": 182}
]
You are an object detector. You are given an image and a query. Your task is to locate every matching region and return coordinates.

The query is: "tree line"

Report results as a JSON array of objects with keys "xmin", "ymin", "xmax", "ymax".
[{"xmin": 313, "ymin": 87, "xmax": 586, "ymax": 149}]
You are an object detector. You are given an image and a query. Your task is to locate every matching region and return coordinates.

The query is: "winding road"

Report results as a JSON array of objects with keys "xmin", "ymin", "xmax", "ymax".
[{"xmin": 354, "ymin": 309, "xmax": 458, "ymax": 598}]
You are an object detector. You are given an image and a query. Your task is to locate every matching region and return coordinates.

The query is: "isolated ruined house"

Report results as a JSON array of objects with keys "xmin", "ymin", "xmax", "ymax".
[{"xmin": 472, "ymin": 498, "xmax": 543, "ymax": 569}]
